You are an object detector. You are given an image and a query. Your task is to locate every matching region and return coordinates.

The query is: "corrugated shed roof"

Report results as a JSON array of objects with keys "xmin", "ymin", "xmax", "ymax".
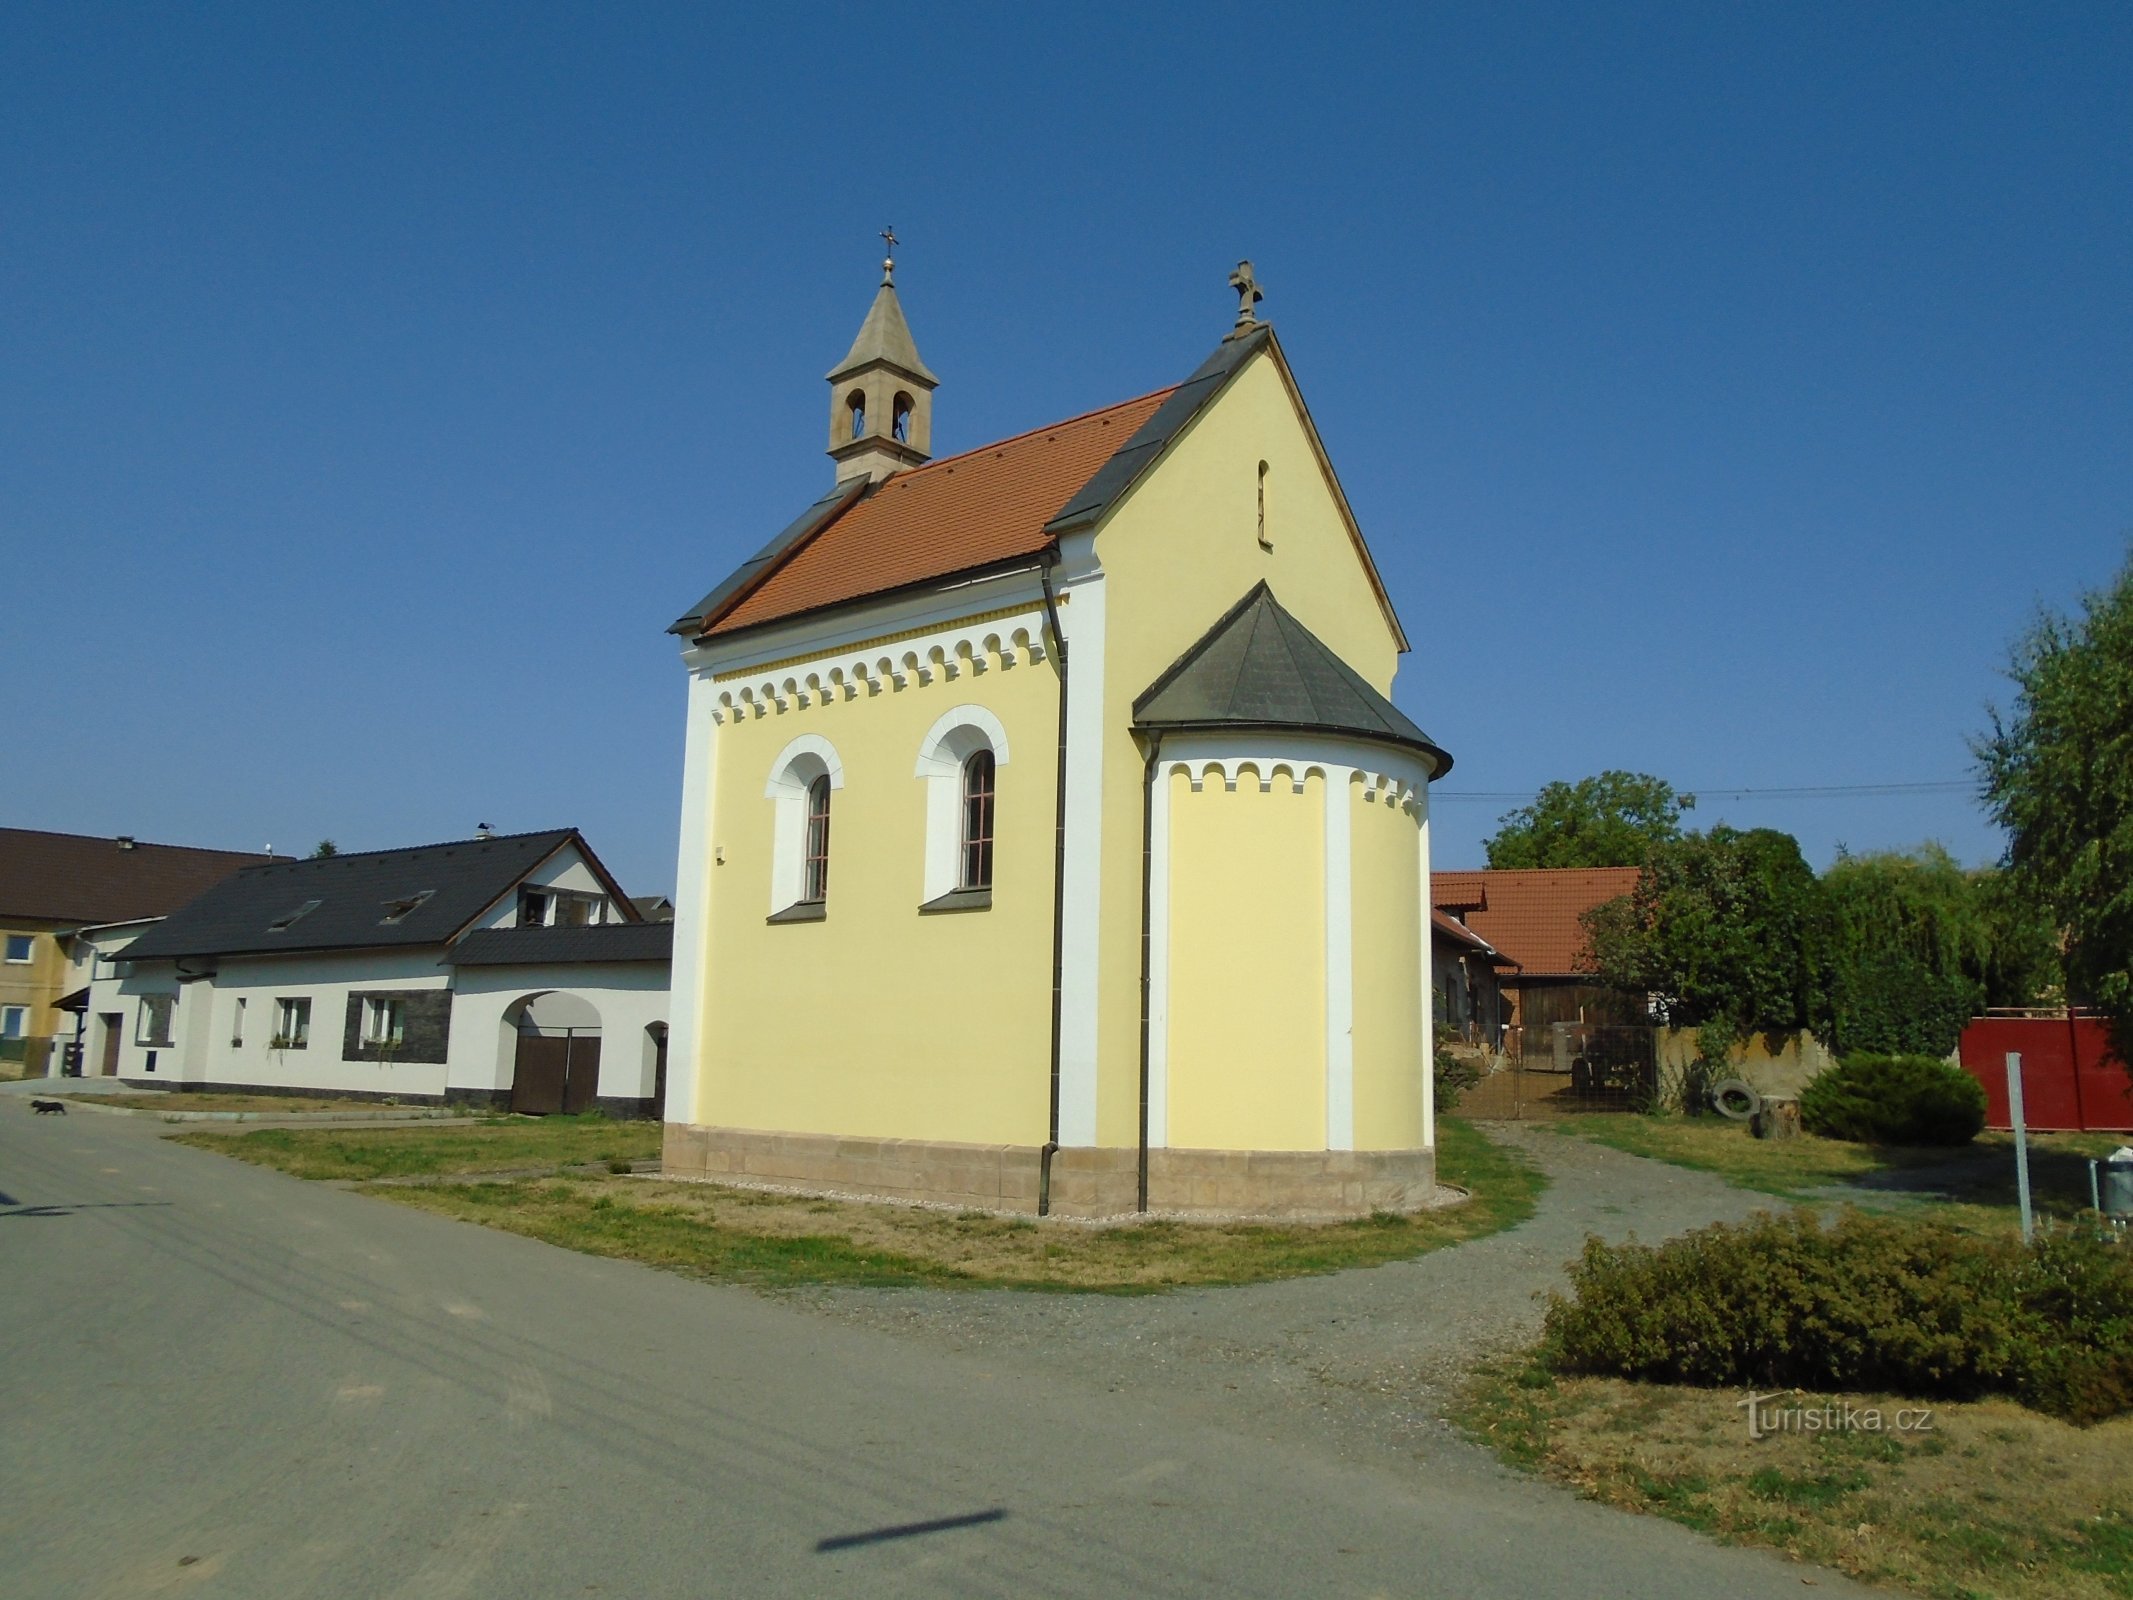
[
  {"xmin": 448, "ymin": 923, "xmax": 673, "ymax": 967},
  {"xmin": 120, "ymin": 830, "xmax": 629, "ymax": 962},
  {"xmin": 1132, "ymin": 582, "xmax": 1452, "ymax": 774},
  {"xmin": 0, "ymin": 829, "xmax": 280, "ymax": 924},
  {"xmin": 697, "ymin": 390, "xmax": 1172, "ymax": 637},
  {"xmin": 1430, "ymin": 868, "xmax": 1642, "ymax": 978}
]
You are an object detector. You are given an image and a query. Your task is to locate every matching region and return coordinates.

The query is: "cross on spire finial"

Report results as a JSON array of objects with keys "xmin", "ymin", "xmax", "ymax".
[
  {"xmin": 1228, "ymin": 260, "xmax": 1264, "ymax": 333},
  {"xmin": 880, "ymin": 226, "xmax": 898, "ymax": 286}
]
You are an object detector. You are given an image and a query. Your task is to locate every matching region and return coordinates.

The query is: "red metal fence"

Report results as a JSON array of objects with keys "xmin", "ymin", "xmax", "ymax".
[{"xmin": 1957, "ymin": 1013, "xmax": 2133, "ymax": 1132}]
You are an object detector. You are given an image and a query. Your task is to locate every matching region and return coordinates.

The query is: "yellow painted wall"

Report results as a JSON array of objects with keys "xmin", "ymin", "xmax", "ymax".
[
  {"xmin": 695, "ymin": 636, "xmax": 1058, "ymax": 1144},
  {"xmin": 1347, "ymin": 781, "xmax": 1426, "ymax": 1150},
  {"xmin": 0, "ymin": 922, "xmax": 71, "ymax": 1043},
  {"xmin": 1165, "ymin": 768, "xmax": 1325, "ymax": 1151},
  {"xmin": 1091, "ymin": 345, "xmax": 1407, "ymax": 1145}
]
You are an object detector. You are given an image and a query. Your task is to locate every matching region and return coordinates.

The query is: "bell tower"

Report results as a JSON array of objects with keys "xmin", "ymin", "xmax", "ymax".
[{"xmin": 826, "ymin": 230, "xmax": 938, "ymax": 484}]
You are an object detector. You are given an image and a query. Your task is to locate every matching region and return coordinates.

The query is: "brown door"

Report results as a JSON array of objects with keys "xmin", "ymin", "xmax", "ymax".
[
  {"xmin": 560, "ymin": 1035, "xmax": 601, "ymax": 1114},
  {"xmin": 511, "ymin": 1035, "xmax": 570, "ymax": 1115},
  {"xmin": 98, "ymin": 1014, "xmax": 122, "ymax": 1076}
]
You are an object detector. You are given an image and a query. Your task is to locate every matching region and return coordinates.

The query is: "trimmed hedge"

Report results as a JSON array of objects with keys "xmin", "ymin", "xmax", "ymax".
[
  {"xmin": 1543, "ymin": 1210, "xmax": 2133, "ymax": 1424},
  {"xmin": 1799, "ymin": 1052, "xmax": 1986, "ymax": 1146}
]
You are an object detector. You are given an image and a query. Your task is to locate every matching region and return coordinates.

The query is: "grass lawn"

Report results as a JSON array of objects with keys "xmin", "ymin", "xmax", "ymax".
[
  {"xmin": 178, "ymin": 1114, "xmax": 1543, "ymax": 1291},
  {"xmin": 172, "ymin": 1113, "xmax": 662, "ymax": 1179},
  {"xmin": 1544, "ymin": 1113, "xmax": 2127, "ymax": 1235},
  {"xmin": 1461, "ymin": 1361, "xmax": 2133, "ymax": 1600},
  {"xmin": 65, "ymin": 1092, "xmax": 448, "ymax": 1114}
]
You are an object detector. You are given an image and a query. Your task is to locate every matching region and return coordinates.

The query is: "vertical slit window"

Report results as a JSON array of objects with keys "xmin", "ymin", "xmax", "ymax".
[
  {"xmin": 960, "ymin": 750, "xmax": 995, "ymax": 890},
  {"xmin": 803, "ymin": 775, "xmax": 832, "ymax": 902}
]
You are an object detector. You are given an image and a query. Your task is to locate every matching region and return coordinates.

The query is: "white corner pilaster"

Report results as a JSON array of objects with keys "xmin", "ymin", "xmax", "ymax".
[
  {"xmin": 1417, "ymin": 789, "xmax": 1435, "ymax": 1152},
  {"xmin": 1145, "ymin": 753, "xmax": 1171, "ymax": 1149},
  {"xmin": 663, "ymin": 660, "xmax": 719, "ymax": 1128},
  {"xmin": 1323, "ymin": 766, "xmax": 1355, "ymax": 1151},
  {"xmin": 1055, "ymin": 565, "xmax": 1106, "ymax": 1148}
]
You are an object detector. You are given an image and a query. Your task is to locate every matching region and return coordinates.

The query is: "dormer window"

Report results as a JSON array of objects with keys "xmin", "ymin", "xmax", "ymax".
[
  {"xmin": 518, "ymin": 889, "xmax": 550, "ymax": 927},
  {"xmin": 267, "ymin": 899, "xmax": 322, "ymax": 933},
  {"xmin": 380, "ymin": 890, "xmax": 435, "ymax": 925},
  {"xmin": 518, "ymin": 887, "xmax": 606, "ymax": 927}
]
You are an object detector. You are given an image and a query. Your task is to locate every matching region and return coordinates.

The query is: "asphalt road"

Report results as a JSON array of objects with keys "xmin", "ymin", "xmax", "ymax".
[{"xmin": 0, "ymin": 1103, "xmax": 1867, "ymax": 1599}]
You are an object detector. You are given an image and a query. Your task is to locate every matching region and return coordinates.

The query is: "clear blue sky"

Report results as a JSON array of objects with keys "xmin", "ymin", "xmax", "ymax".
[{"xmin": 4, "ymin": 3, "xmax": 2126, "ymax": 893}]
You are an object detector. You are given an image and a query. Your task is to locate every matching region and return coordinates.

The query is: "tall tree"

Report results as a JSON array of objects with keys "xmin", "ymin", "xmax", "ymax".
[
  {"xmin": 1581, "ymin": 826, "xmax": 1831, "ymax": 1050},
  {"xmin": 1485, "ymin": 771, "xmax": 1696, "ymax": 869},
  {"xmin": 1823, "ymin": 845, "xmax": 1986, "ymax": 1057},
  {"xmin": 1977, "ymin": 549, "xmax": 2133, "ymax": 1064},
  {"xmin": 310, "ymin": 840, "xmax": 339, "ymax": 858}
]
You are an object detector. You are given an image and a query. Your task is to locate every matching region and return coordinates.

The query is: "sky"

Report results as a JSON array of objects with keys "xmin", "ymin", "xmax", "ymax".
[{"xmin": 3, "ymin": 3, "xmax": 2127, "ymax": 894}]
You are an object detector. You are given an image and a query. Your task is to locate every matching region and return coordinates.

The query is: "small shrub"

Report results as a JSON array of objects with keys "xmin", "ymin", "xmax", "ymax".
[
  {"xmin": 1542, "ymin": 1210, "xmax": 2133, "ymax": 1424},
  {"xmin": 1800, "ymin": 1052, "xmax": 1986, "ymax": 1146},
  {"xmin": 1435, "ymin": 1026, "xmax": 1484, "ymax": 1111},
  {"xmin": 606, "ymin": 1158, "xmax": 633, "ymax": 1174}
]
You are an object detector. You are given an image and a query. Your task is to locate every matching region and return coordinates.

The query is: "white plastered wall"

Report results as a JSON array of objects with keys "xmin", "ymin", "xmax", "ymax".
[{"xmin": 445, "ymin": 962, "xmax": 671, "ymax": 1103}]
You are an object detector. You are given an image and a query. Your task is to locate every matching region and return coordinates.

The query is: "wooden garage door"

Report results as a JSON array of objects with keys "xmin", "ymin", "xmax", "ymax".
[{"xmin": 511, "ymin": 1033, "xmax": 602, "ymax": 1116}]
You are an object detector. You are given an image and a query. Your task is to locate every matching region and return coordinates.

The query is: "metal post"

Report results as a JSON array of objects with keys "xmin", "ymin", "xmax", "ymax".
[{"xmin": 2006, "ymin": 1051, "xmax": 2033, "ymax": 1245}]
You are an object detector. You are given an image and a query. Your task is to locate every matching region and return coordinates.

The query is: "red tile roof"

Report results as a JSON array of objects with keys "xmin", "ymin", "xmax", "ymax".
[
  {"xmin": 709, "ymin": 389, "xmax": 1174, "ymax": 636},
  {"xmin": 1431, "ymin": 867, "xmax": 1642, "ymax": 978},
  {"xmin": 0, "ymin": 829, "xmax": 280, "ymax": 925}
]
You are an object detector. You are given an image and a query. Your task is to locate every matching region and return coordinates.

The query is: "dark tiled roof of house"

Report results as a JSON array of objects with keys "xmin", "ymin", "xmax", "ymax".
[
  {"xmin": 1132, "ymin": 582, "xmax": 1452, "ymax": 774},
  {"xmin": 0, "ymin": 829, "xmax": 279, "ymax": 925},
  {"xmin": 1430, "ymin": 867, "xmax": 1642, "ymax": 978},
  {"xmin": 120, "ymin": 829, "xmax": 633, "ymax": 962},
  {"xmin": 448, "ymin": 923, "xmax": 673, "ymax": 967}
]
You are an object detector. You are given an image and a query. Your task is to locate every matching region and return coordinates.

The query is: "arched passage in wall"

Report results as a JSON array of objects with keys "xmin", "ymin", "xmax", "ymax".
[{"xmin": 499, "ymin": 990, "xmax": 604, "ymax": 1115}]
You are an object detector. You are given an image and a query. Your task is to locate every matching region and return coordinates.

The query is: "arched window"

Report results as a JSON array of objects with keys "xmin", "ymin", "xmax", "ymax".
[
  {"xmin": 764, "ymin": 734, "xmax": 843, "ymax": 921},
  {"xmin": 847, "ymin": 389, "xmax": 867, "ymax": 440},
  {"xmin": 803, "ymin": 774, "xmax": 832, "ymax": 902},
  {"xmin": 959, "ymin": 751, "xmax": 995, "ymax": 890},
  {"xmin": 892, "ymin": 392, "xmax": 913, "ymax": 443},
  {"xmin": 1256, "ymin": 459, "xmax": 1272, "ymax": 550},
  {"xmin": 914, "ymin": 705, "xmax": 1011, "ymax": 909}
]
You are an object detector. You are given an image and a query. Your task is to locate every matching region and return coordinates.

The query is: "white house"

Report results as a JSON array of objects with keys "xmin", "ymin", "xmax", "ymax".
[{"xmin": 102, "ymin": 829, "xmax": 672, "ymax": 1115}]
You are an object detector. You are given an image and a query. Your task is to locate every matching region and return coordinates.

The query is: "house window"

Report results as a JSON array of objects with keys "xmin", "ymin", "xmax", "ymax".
[
  {"xmin": 267, "ymin": 899, "xmax": 321, "ymax": 933},
  {"xmin": 380, "ymin": 890, "xmax": 434, "ymax": 925},
  {"xmin": 362, "ymin": 996, "xmax": 406, "ymax": 1048},
  {"xmin": 137, "ymin": 994, "xmax": 176, "ymax": 1048},
  {"xmin": 4, "ymin": 935, "xmax": 32, "ymax": 963},
  {"xmin": 231, "ymin": 997, "xmax": 246, "ymax": 1048},
  {"xmin": 272, "ymin": 997, "xmax": 311, "ymax": 1049},
  {"xmin": 1, "ymin": 1006, "xmax": 23, "ymax": 1039},
  {"xmin": 913, "ymin": 705, "xmax": 1010, "ymax": 908},
  {"xmin": 518, "ymin": 889, "xmax": 551, "ymax": 927},
  {"xmin": 551, "ymin": 891, "xmax": 608, "ymax": 927},
  {"xmin": 764, "ymin": 735, "xmax": 843, "ymax": 920},
  {"xmin": 960, "ymin": 751, "xmax": 995, "ymax": 890},
  {"xmin": 803, "ymin": 775, "xmax": 832, "ymax": 903}
]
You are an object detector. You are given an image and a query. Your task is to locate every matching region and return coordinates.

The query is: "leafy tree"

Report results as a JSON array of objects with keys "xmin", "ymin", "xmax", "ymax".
[
  {"xmin": 1581, "ymin": 826, "xmax": 1830, "ymax": 1046},
  {"xmin": 1485, "ymin": 771, "xmax": 1695, "ymax": 869},
  {"xmin": 311, "ymin": 840, "xmax": 339, "ymax": 858},
  {"xmin": 1823, "ymin": 846, "xmax": 1986, "ymax": 1057},
  {"xmin": 1977, "ymin": 550, "xmax": 2133, "ymax": 1064}
]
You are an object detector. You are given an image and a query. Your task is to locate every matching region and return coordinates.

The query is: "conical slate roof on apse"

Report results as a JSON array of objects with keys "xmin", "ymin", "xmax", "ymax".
[{"xmin": 1132, "ymin": 581, "xmax": 1453, "ymax": 776}]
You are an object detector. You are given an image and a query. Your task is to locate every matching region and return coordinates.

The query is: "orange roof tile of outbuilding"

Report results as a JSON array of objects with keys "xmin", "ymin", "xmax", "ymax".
[
  {"xmin": 1431, "ymin": 867, "xmax": 1642, "ymax": 978},
  {"xmin": 708, "ymin": 389, "xmax": 1175, "ymax": 636}
]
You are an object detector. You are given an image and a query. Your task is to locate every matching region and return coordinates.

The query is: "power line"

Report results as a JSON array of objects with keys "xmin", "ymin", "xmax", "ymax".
[{"xmin": 1432, "ymin": 780, "xmax": 1976, "ymax": 804}]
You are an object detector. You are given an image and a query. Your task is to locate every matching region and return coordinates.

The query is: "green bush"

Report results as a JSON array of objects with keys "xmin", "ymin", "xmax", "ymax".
[
  {"xmin": 1799, "ymin": 1052, "xmax": 1986, "ymax": 1146},
  {"xmin": 1434, "ymin": 1027, "xmax": 1484, "ymax": 1111},
  {"xmin": 1542, "ymin": 1210, "xmax": 2133, "ymax": 1423}
]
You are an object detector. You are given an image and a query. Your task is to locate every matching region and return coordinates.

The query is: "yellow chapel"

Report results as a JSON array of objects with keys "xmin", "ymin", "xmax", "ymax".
[{"xmin": 662, "ymin": 254, "xmax": 1452, "ymax": 1218}]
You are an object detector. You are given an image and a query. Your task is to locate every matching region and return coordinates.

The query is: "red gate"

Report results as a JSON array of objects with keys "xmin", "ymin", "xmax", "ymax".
[{"xmin": 1957, "ymin": 1013, "xmax": 2133, "ymax": 1132}]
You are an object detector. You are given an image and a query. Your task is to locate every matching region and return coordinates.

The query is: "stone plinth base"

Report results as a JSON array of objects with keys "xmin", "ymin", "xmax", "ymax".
[{"xmin": 659, "ymin": 1124, "xmax": 1436, "ymax": 1220}]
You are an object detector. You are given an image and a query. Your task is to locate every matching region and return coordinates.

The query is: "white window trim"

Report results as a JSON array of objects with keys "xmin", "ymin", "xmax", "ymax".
[
  {"xmin": 136, "ymin": 994, "xmax": 176, "ymax": 1048},
  {"xmin": 273, "ymin": 996, "xmax": 311, "ymax": 1050},
  {"xmin": 4, "ymin": 935, "xmax": 34, "ymax": 964},
  {"xmin": 362, "ymin": 995, "xmax": 406, "ymax": 1047},
  {"xmin": 1, "ymin": 1006, "xmax": 24, "ymax": 1039},
  {"xmin": 913, "ymin": 705, "xmax": 1011, "ymax": 904},
  {"xmin": 764, "ymin": 734, "xmax": 844, "ymax": 914}
]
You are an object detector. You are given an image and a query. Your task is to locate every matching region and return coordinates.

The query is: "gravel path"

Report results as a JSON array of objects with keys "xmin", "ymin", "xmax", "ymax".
[{"xmin": 787, "ymin": 1123, "xmax": 1787, "ymax": 1467}]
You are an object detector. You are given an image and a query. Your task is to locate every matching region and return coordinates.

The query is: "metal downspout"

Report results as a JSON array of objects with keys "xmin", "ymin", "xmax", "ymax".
[
  {"xmin": 1136, "ymin": 731, "xmax": 1161, "ymax": 1212},
  {"xmin": 1039, "ymin": 558, "xmax": 1070, "ymax": 1216}
]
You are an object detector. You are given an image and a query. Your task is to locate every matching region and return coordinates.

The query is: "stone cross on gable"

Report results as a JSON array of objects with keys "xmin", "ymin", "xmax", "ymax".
[{"xmin": 1229, "ymin": 260, "xmax": 1264, "ymax": 330}]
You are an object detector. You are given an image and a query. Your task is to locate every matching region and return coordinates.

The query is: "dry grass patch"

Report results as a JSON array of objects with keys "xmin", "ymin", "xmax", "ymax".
[
  {"xmin": 1547, "ymin": 1114, "xmax": 2124, "ymax": 1234},
  {"xmin": 173, "ymin": 1114, "xmax": 661, "ymax": 1180},
  {"xmin": 361, "ymin": 1117, "xmax": 1542, "ymax": 1292},
  {"xmin": 67, "ymin": 1092, "xmax": 431, "ymax": 1114},
  {"xmin": 1461, "ymin": 1364, "xmax": 2133, "ymax": 1600}
]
